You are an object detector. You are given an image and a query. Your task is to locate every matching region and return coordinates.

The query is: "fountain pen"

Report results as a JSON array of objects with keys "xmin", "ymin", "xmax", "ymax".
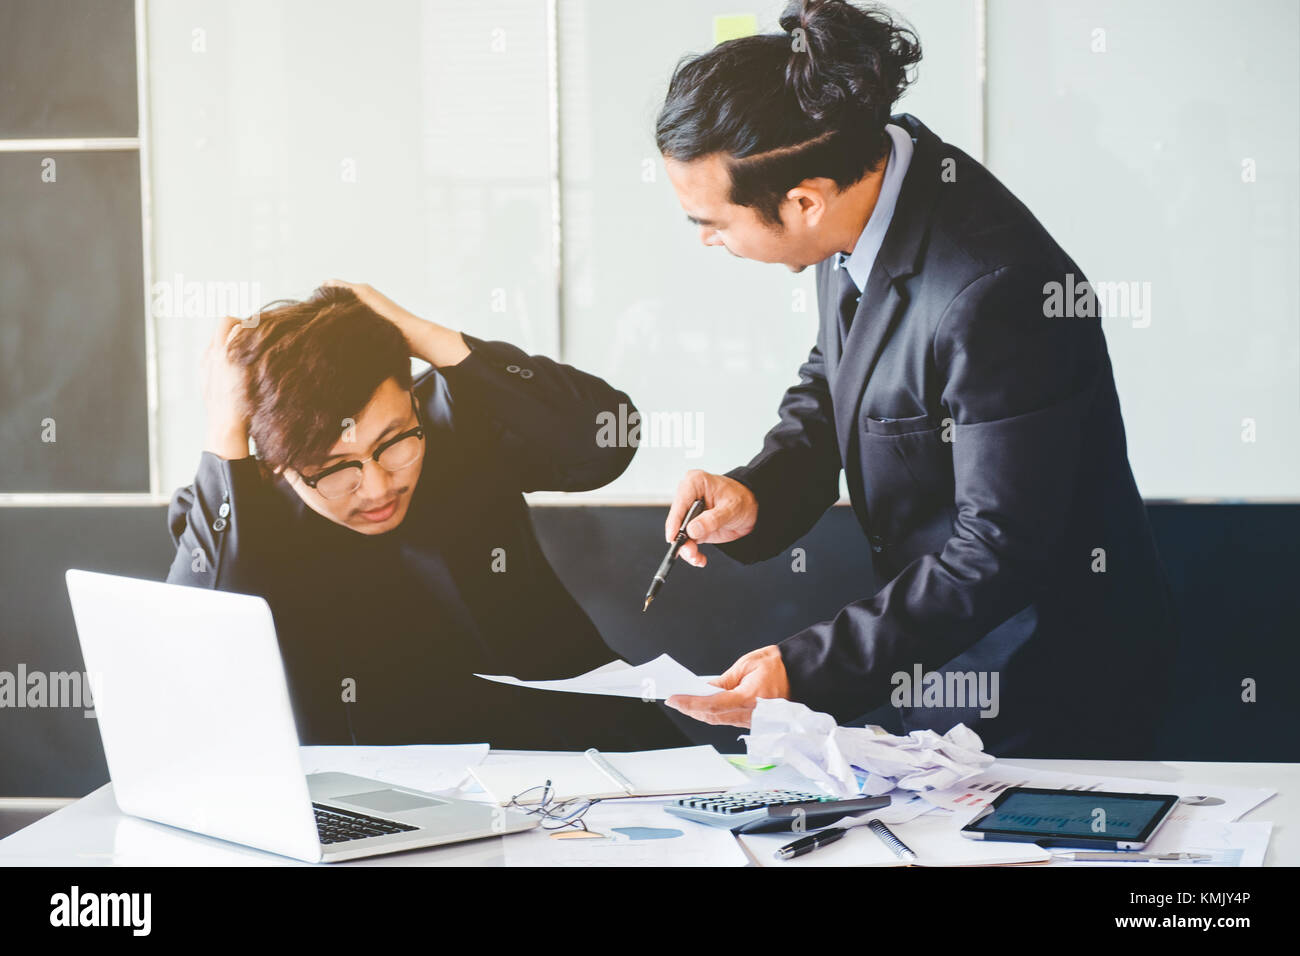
[{"xmin": 643, "ymin": 498, "xmax": 705, "ymax": 611}]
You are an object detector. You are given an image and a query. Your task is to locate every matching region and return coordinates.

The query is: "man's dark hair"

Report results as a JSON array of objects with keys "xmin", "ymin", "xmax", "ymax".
[
  {"xmin": 226, "ymin": 285, "xmax": 413, "ymax": 473},
  {"xmin": 655, "ymin": 0, "xmax": 921, "ymax": 227}
]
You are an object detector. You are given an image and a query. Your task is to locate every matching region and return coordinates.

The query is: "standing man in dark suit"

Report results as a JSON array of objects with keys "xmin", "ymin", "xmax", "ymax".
[{"xmin": 655, "ymin": 0, "xmax": 1176, "ymax": 758}]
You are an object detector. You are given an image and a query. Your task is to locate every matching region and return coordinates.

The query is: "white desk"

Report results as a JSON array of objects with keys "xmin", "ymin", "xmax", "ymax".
[{"xmin": 0, "ymin": 756, "xmax": 1293, "ymax": 866}]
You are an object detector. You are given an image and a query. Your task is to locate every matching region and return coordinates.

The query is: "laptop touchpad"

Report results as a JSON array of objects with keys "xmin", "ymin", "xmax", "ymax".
[{"xmin": 338, "ymin": 789, "xmax": 448, "ymax": 813}]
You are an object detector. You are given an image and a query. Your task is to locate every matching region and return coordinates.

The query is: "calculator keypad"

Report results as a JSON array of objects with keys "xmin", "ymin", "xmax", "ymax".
[{"xmin": 673, "ymin": 790, "xmax": 833, "ymax": 814}]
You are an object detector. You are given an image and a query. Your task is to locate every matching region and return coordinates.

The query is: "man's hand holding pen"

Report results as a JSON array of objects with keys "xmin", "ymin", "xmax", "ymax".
[
  {"xmin": 652, "ymin": 469, "xmax": 791, "ymax": 728},
  {"xmin": 662, "ymin": 470, "xmax": 759, "ymax": 567}
]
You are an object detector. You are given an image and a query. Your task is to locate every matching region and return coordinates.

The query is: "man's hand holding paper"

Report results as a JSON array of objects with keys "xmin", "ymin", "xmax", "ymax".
[{"xmin": 664, "ymin": 644, "xmax": 791, "ymax": 729}]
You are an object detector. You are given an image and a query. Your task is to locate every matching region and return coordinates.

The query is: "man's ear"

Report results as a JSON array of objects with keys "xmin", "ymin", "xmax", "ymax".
[{"xmin": 785, "ymin": 178, "xmax": 832, "ymax": 229}]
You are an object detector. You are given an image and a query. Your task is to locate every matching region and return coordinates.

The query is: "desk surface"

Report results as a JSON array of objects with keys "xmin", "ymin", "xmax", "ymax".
[{"xmin": 1, "ymin": 756, "xmax": 1293, "ymax": 866}]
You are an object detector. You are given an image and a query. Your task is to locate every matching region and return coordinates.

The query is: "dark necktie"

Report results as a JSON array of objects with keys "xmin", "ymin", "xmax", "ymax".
[{"xmin": 836, "ymin": 257, "xmax": 861, "ymax": 345}]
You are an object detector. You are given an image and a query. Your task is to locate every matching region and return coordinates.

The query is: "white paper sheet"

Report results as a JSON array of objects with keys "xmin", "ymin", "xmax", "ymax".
[
  {"xmin": 919, "ymin": 761, "xmax": 1275, "ymax": 824},
  {"xmin": 298, "ymin": 743, "xmax": 490, "ymax": 794},
  {"xmin": 474, "ymin": 653, "xmax": 721, "ymax": 700}
]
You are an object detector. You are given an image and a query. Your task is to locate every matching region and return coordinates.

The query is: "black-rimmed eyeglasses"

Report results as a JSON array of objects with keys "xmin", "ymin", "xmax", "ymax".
[{"xmin": 299, "ymin": 391, "xmax": 424, "ymax": 500}]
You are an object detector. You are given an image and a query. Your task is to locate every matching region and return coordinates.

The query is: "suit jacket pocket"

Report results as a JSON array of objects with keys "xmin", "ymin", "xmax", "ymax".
[
  {"xmin": 863, "ymin": 411, "xmax": 935, "ymax": 436},
  {"xmin": 860, "ymin": 421, "xmax": 956, "ymax": 548}
]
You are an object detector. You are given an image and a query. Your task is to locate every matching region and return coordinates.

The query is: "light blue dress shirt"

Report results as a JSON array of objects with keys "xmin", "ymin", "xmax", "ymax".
[{"xmin": 834, "ymin": 122, "xmax": 916, "ymax": 292}]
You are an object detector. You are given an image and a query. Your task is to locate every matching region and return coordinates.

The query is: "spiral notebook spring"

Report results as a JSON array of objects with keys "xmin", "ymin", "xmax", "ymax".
[{"xmin": 867, "ymin": 817, "xmax": 918, "ymax": 861}]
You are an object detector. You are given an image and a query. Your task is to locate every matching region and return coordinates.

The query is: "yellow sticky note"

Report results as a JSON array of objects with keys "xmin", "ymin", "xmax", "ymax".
[{"xmin": 713, "ymin": 13, "xmax": 759, "ymax": 46}]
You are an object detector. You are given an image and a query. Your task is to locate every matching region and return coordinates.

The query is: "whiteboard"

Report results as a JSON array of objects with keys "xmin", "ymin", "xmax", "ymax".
[
  {"xmin": 986, "ymin": 0, "xmax": 1299, "ymax": 499},
  {"xmin": 145, "ymin": 0, "xmax": 1298, "ymax": 502}
]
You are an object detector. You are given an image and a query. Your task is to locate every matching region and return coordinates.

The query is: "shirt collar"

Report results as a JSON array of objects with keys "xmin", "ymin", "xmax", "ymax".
[{"xmin": 834, "ymin": 123, "xmax": 915, "ymax": 291}]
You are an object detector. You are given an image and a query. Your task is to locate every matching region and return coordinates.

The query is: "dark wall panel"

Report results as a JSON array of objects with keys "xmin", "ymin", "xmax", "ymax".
[
  {"xmin": 0, "ymin": 0, "xmax": 138, "ymax": 138},
  {"xmin": 0, "ymin": 149, "xmax": 148, "ymax": 491},
  {"xmin": 0, "ymin": 505, "xmax": 165, "ymax": 797},
  {"xmin": 0, "ymin": 503, "xmax": 1296, "ymax": 797},
  {"xmin": 1143, "ymin": 505, "xmax": 1300, "ymax": 762}
]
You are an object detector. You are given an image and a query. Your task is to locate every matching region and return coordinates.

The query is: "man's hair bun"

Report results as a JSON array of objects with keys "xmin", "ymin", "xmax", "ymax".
[
  {"xmin": 779, "ymin": 0, "xmax": 921, "ymax": 127},
  {"xmin": 655, "ymin": 1, "xmax": 922, "ymax": 227}
]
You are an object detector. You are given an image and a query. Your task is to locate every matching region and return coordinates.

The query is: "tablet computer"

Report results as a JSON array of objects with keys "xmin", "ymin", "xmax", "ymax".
[{"xmin": 959, "ymin": 786, "xmax": 1180, "ymax": 850}]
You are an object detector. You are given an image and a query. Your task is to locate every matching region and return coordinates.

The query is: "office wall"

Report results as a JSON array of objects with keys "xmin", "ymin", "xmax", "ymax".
[{"xmin": 987, "ymin": 0, "xmax": 1300, "ymax": 499}]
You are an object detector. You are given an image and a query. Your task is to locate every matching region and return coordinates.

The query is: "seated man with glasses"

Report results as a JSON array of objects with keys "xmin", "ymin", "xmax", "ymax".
[{"xmin": 166, "ymin": 282, "xmax": 687, "ymax": 752}]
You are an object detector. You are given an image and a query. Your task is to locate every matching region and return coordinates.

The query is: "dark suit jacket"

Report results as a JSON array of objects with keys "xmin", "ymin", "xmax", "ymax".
[
  {"xmin": 719, "ymin": 114, "xmax": 1177, "ymax": 758},
  {"xmin": 165, "ymin": 334, "xmax": 686, "ymax": 752}
]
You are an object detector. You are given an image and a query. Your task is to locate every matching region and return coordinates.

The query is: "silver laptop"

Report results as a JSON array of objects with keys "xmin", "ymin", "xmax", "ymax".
[{"xmin": 64, "ymin": 569, "xmax": 536, "ymax": 863}]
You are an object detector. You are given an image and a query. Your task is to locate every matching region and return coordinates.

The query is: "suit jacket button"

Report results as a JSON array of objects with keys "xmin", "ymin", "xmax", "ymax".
[
  {"xmin": 218, "ymin": 502, "xmax": 231, "ymax": 517},
  {"xmin": 213, "ymin": 517, "xmax": 227, "ymax": 532},
  {"xmin": 869, "ymin": 534, "xmax": 885, "ymax": 553}
]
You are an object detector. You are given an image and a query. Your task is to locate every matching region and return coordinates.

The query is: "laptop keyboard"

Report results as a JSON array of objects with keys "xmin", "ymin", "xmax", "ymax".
[{"xmin": 313, "ymin": 803, "xmax": 419, "ymax": 845}]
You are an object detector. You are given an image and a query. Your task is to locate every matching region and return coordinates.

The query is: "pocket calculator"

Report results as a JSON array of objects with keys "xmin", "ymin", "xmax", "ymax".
[{"xmin": 663, "ymin": 790, "xmax": 891, "ymax": 834}]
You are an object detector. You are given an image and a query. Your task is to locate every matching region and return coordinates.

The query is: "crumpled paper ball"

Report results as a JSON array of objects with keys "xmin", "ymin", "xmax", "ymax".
[{"xmin": 739, "ymin": 697, "xmax": 995, "ymax": 797}]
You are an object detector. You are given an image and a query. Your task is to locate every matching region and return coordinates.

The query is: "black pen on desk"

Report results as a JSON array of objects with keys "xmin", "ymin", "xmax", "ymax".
[
  {"xmin": 643, "ymin": 497, "xmax": 705, "ymax": 612},
  {"xmin": 774, "ymin": 827, "xmax": 848, "ymax": 861},
  {"xmin": 775, "ymin": 817, "xmax": 917, "ymax": 863}
]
